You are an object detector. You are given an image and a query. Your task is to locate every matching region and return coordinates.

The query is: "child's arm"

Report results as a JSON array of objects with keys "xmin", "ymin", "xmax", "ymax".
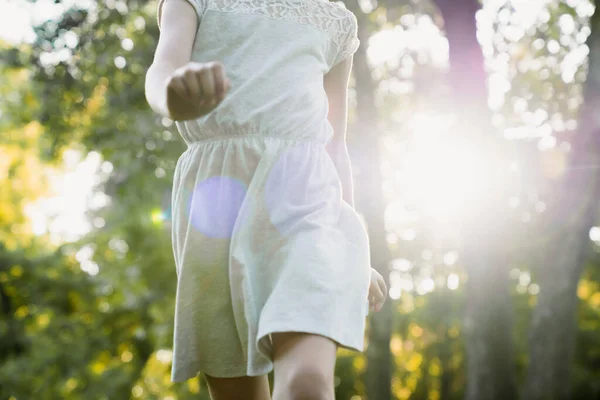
[
  {"xmin": 324, "ymin": 57, "xmax": 355, "ymax": 208},
  {"xmin": 145, "ymin": 0, "xmax": 197, "ymax": 118},
  {"xmin": 145, "ymin": 0, "xmax": 230, "ymax": 120}
]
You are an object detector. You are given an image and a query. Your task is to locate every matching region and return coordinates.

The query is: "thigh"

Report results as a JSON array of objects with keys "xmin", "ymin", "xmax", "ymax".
[
  {"xmin": 204, "ymin": 374, "xmax": 271, "ymax": 400},
  {"xmin": 271, "ymin": 332, "xmax": 338, "ymax": 394}
]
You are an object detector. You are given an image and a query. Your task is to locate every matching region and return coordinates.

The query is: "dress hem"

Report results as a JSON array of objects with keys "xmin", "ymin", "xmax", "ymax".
[
  {"xmin": 255, "ymin": 319, "xmax": 365, "ymax": 363},
  {"xmin": 170, "ymin": 321, "xmax": 366, "ymax": 382}
]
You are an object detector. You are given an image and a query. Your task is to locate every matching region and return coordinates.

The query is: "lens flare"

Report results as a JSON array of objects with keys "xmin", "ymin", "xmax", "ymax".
[
  {"xmin": 404, "ymin": 113, "xmax": 485, "ymax": 219},
  {"xmin": 151, "ymin": 208, "xmax": 165, "ymax": 224},
  {"xmin": 264, "ymin": 145, "xmax": 334, "ymax": 234},
  {"xmin": 187, "ymin": 176, "xmax": 248, "ymax": 239}
]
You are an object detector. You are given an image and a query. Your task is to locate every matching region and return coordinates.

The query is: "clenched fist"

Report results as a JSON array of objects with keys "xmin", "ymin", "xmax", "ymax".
[{"xmin": 166, "ymin": 61, "xmax": 231, "ymax": 121}]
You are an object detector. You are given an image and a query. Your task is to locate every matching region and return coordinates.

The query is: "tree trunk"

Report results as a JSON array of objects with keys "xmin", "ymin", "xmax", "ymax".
[
  {"xmin": 349, "ymin": 5, "xmax": 393, "ymax": 400},
  {"xmin": 439, "ymin": 325, "xmax": 452, "ymax": 400},
  {"xmin": 523, "ymin": 5, "xmax": 600, "ymax": 400},
  {"xmin": 434, "ymin": 1, "xmax": 519, "ymax": 399}
]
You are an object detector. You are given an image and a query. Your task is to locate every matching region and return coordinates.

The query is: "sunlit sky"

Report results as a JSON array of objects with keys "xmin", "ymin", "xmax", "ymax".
[{"xmin": 0, "ymin": 0, "xmax": 596, "ymax": 292}]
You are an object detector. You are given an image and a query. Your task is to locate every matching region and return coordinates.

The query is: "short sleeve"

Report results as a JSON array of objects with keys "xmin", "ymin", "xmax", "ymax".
[
  {"xmin": 332, "ymin": 12, "xmax": 360, "ymax": 67},
  {"xmin": 157, "ymin": 0, "xmax": 205, "ymax": 30}
]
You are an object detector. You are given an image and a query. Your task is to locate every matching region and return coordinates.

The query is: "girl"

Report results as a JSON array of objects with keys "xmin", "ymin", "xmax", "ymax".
[{"xmin": 145, "ymin": 0, "xmax": 387, "ymax": 398}]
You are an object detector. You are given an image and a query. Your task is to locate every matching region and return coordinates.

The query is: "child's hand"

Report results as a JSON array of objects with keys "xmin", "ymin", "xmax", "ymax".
[
  {"xmin": 166, "ymin": 61, "xmax": 231, "ymax": 121},
  {"xmin": 368, "ymin": 268, "xmax": 387, "ymax": 312}
]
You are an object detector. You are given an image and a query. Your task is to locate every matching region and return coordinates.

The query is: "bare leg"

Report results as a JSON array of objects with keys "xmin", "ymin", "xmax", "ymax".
[
  {"xmin": 204, "ymin": 374, "xmax": 271, "ymax": 400},
  {"xmin": 271, "ymin": 332, "xmax": 337, "ymax": 400}
]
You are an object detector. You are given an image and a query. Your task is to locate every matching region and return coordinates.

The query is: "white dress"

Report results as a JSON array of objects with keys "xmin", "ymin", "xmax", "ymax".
[{"xmin": 157, "ymin": 0, "xmax": 371, "ymax": 382}]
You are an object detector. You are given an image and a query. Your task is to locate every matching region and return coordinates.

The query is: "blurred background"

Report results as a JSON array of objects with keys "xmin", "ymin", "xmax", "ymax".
[{"xmin": 1, "ymin": 0, "xmax": 599, "ymax": 399}]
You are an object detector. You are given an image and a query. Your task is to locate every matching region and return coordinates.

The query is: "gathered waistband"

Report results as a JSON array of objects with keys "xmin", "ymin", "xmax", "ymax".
[
  {"xmin": 178, "ymin": 120, "xmax": 331, "ymax": 147},
  {"xmin": 185, "ymin": 133, "xmax": 328, "ymax": 147}
]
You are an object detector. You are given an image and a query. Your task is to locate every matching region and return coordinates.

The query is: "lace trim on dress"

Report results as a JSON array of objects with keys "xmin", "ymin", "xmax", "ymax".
[
  {"xmin": 208, "ymin": 0, "xmax": 358, "ymax": 56},
  {"xmin": 157, "ymin": 0, "xmax": 360, "ymax": 64}
]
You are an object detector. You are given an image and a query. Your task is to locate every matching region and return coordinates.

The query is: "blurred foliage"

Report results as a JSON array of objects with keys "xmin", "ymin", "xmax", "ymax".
[{"xmin": 0, "ymin": 0, "xmax": 599, "ymax": 399}]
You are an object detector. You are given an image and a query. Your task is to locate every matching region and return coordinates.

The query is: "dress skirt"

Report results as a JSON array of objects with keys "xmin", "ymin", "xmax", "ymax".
[{"xmin": 169, "ymin": 133, "xmax": 371, "ymax": 382}]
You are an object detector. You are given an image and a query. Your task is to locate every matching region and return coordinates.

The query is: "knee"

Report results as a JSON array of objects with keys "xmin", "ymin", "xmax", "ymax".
[{"xmin": 282, "ymin": 366, "xmax": 333, "ymax": 400}]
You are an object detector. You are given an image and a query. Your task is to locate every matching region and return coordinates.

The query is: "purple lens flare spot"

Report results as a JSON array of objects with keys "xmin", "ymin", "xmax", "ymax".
[
  {"xmin": 187, "ymin": 176, "xmax": 248, "ymax": 239},
  {"xmin": 264, "ymin": 146, "xmax": 309, "ymax": 234},
  {"xmin": 264, "ymin": 145, "xmax": 337, "ymax": 235}
]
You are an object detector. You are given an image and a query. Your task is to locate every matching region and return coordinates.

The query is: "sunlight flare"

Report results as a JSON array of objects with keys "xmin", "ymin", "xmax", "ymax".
[{"xmin": 402, "ymin": 112, "xmax": 488, "ymax": 221}]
